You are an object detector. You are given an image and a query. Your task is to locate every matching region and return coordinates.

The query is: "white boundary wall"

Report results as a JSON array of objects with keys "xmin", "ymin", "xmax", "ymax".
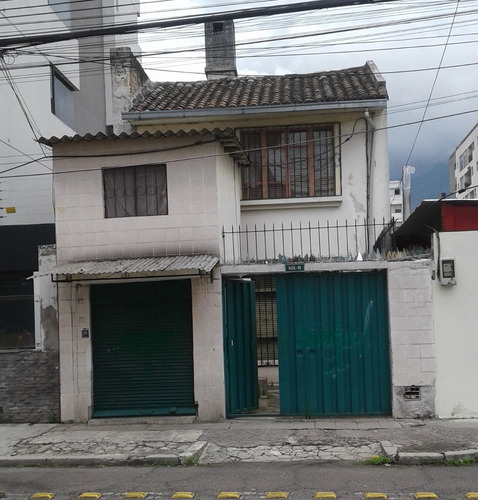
[{"xmin": 433, "ymin": 231, "xmax": 478, "ymax": 418}]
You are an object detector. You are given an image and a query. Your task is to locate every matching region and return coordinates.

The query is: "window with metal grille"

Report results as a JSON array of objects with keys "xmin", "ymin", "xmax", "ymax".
[
  {"xmin": 241, "ymin": 125, "xmax": 338, "ymax": 200},
  {"xmin": 103, "ymin": 164, "xmax": 168, "ymax": 218},
  {"xmin": 253, "ymin": 276, "xmax": 278, "ymax": 366}
]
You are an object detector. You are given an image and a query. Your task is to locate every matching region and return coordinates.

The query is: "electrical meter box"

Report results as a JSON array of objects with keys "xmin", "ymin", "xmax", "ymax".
[{"xmin": 440, "ymin": 259, "xmax": 456, "ymax": 286}]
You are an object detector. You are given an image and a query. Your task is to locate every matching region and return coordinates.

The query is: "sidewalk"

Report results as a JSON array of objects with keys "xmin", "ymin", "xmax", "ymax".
[{"xmin": 0, "ymin": 417, "xmax": 477, "ymax": 467}]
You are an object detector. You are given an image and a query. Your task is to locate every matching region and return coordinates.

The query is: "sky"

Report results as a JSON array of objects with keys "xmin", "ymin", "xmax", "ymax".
[{"xmin": 136, "ymin": 0, "xmax": 478, "ymax": 207}]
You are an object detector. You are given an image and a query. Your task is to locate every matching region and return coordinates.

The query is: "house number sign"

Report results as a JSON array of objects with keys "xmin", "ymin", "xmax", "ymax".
[{"xmin": 285, "ymin": 263, "xmax": 305, "ymax": 272}]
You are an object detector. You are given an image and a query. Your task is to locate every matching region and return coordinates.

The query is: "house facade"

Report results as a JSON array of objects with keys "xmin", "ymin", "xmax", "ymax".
[
  {"xmin": 0, "ymin": 0, "xmax": 140, "ymax": 422},
  {"xmin": 34, "ymin": 21, "xmax": 445, "ymax": 423}
]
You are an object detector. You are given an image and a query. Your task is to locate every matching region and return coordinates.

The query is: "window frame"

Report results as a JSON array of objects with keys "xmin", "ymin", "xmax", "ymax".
[
  {"xmin": 51, "ymin": 66, "xmax": 76, "ymax": 128},
  {"xmin": 240, "ymin": 124, "xmax": 341, "ymax": 202},
  {"xmin": 103, "ymin": 164, "xmax": 168, "ymax": 219}
]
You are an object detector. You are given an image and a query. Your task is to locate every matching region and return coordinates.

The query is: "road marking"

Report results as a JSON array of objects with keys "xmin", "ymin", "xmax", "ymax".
[
  {"xmin": 78, "ymin": 494, "xmax": 102, "ymax": 499},
  {"xmin": 31, "ymin": 494, "xmax": 54, "ymax": 500},
  {"xmin": 265, "ymin": 493, "xmax": 288, "ymax": 499},
  {"xmin": 415, "ymin": 494, "xmax": 438, "ymax": 499},
  {"xmin": 218, "ymin": 493, "xmax": 240, "ymax": 499},
  {"xmin": 365, "ymin": 494, "xmax": 387, "ymax": 499},
  {"xmin": 124, "ymin": 493, "xmax": 147, "ymax": 499},
  {"xmin": 172, "ymin": 493, "xmax": 195, "ymax": 499},
  {"xmin": 467, "ymin": 495, "xmax": 478, "ymax": 500},
  {"xmin": 315, "ymin": 493, "xmax": 337, "ymax": 499}
]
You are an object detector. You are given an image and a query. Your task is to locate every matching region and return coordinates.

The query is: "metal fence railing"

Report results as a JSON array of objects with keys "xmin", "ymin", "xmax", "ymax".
[{"xmin": 222, "ymin": 218, "xmax": 397, "ymax": 265}]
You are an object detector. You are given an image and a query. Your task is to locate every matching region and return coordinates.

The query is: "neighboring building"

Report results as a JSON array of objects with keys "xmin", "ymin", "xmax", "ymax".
[
  {"xmin": 35, "ymin": 19, "xmax": 403, "ymax": 423},
  {"xmin": 0, "ymin": 0, "xmax": 139, "ymax": 422},
  {"xmin": 394, "ymin": 198, "xmax": 478, "ymax": 418},
  {"xmin": 449, "ymin": 122, "xmax": 478, "ymax": 199},
  {"xmin": 389, "ymin": 180, "xmax": 403, "ymax": 225}
]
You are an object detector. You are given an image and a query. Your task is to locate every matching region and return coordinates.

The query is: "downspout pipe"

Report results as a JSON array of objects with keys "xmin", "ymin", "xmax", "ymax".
[{"xmin": 364, "ymin": 108, "xmax": 375, "ymax": 254}]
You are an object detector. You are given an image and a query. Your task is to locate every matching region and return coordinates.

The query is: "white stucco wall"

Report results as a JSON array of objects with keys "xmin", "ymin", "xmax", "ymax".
[
  {"xmin": 53, "ymin": 137, "xmax": 228, "ymax": 263},
  {"xmin": 433, "ymin": 231, "xmax": 478, "ymax": 418}
]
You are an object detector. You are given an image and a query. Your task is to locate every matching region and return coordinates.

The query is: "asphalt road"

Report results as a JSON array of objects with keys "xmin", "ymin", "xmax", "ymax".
[{"xmin": 1, "ymin": 463, "xmax": 478, "ymax": 500}]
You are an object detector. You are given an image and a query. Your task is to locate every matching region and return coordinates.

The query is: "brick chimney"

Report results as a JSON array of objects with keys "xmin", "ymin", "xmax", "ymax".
[{"xmin": 204, "ymin": 20, "xmax": 237, "ymax": 80}]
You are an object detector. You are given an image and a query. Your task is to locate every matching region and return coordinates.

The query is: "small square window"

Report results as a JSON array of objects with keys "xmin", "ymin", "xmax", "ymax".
[{"xmin": 103, "ymin": 164, "xmax": 168, "ymax": 218}]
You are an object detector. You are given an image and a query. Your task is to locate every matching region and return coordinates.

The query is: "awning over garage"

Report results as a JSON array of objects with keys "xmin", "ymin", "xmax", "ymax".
[{"xmin": 34, "ymin": 254, "xmax": 219, "ymax": 282}]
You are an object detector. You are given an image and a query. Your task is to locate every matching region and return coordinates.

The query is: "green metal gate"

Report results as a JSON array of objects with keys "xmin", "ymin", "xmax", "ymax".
[
  {"xmin": 91, "ymin": 280, "xmax": 196, "ymax": 418},
  {"xmin": 223, "ymin": 279, "xmax": 258, "ymax": 416},
  {"xmin": 276, "ymin": 271, "xmax": 391, "ymax": 416}
]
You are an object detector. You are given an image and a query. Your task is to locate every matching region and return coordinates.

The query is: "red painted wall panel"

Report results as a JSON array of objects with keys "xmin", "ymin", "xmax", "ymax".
[{"xmin": 442, "ymin": 204, "xmax": 478, "ymax": 231}]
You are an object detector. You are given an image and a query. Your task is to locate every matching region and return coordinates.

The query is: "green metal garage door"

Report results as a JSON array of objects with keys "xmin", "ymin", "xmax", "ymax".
[
  {"xmin": 276, "ymin": 271, "xmax": 391, "ymax": 416},
  {"xmin": 91, "ymin": 280, "xmax": 195, "ymax": 418}
]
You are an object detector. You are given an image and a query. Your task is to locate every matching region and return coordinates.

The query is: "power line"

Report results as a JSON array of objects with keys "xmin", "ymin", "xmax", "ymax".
[
  {"xmin": 0, "ymin": 0, "xmax": 401, "ymax": 49},
  {"xmin": 2, "ymin": 106, "xmax": 477, "ymax": 180},
  {"xmin": 403, "ymin": 0, "xmax": 461, "ymax": 167}
]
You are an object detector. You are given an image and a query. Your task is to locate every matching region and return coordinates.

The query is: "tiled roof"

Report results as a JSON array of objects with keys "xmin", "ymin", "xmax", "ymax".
[
  {"xmin": 130, "ymin": 62, "xmax": 387, "ymax": 113},
  {"xmin": 40, "ymin": 127, "xmax": 237, "ymax": 145}
]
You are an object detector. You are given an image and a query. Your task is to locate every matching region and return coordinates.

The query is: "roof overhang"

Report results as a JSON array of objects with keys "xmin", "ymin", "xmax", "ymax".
[
  {"xmin": 33, "ymin": 255, "xmax": 219, "ymax": 283},
  {"xmin": 122, "ymin": 100, "xmax": 388, "ymax": 126}
]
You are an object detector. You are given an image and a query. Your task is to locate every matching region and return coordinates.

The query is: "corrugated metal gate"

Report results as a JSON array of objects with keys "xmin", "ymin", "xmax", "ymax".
[
  {"xmin": 276, "ymin": 271, "xmax": 391, "ymax": 416},
  {"xmin": 91, "ymin": 280, "xmax": 196, "ymax": 418},
  {"xmin": 223, "ymin": 279, "xmax": 258, "ymax": 416}
]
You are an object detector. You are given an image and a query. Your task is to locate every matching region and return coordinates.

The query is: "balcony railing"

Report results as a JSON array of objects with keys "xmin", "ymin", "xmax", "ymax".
[{"xmin": 222, "ymin": 219, "xmax": 397, "ymax": 265}]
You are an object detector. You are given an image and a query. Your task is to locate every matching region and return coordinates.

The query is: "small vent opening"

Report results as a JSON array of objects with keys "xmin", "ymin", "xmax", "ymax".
[{"xmin": 404, "ymin": 386, "xmax": 421, "ymax": 401}]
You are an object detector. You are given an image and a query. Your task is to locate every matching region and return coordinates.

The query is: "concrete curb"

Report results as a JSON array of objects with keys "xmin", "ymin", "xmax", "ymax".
[
  {"xmin": 0, "ymin": 443, "xmax": 208, "ymax": 467},
  {"xmin": 397, "ymin": 452, "xmax": 445, "ymax": 465},
  {"xmin": 379, "ymin": 443, "xmax": 478, "ymax": 465}
]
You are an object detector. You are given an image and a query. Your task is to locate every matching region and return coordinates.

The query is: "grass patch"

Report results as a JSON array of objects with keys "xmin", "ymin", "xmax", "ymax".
[
  {"xmin": 181, "ymin": 456, "xmax": 199, "ymax": 466},
  {"xmin": 364, "ymin": 454, "xmax": 393, "ymax": 465}
]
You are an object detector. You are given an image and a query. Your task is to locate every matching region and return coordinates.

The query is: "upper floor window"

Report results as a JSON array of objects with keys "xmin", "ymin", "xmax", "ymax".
[
  {"xmin": 51, "ymin": 66, "xmax": 75, "ymax": 128},
  {"xmin": 468, "ymin": 143, "xmax": 474, "ymax": 163},
  {"xmin": 240, "ymin": 125, "xmax": 339, "ymax": 201},
  {"xmin": 103, "ymin": 164, "xmax": 168, "ymax": 218}
]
